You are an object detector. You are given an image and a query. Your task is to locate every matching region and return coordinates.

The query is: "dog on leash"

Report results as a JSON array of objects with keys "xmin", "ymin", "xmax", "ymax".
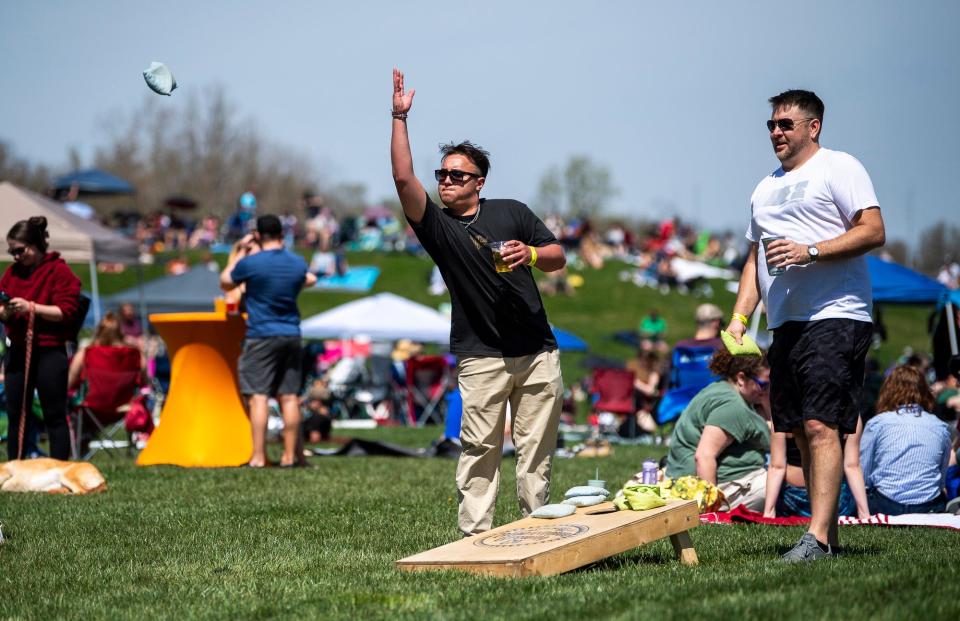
[{"xmin": 0, "ymin": 458, "xmax": 107, "ymax": 494}]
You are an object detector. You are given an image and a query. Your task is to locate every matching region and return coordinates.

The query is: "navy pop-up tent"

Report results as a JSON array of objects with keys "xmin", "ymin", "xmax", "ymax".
[{"xmin": 52, "ymin": 169, "xmax": 136, "ymax": 195}]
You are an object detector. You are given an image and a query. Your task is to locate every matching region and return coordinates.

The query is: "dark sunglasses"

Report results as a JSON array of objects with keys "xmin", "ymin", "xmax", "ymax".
[
  {"xmin": 8, "ymin": 247, "xmax": 27, "ymax": 258},
  {"xmin": 766, "ymin": 117, "xmax": 814, "ymax": 132},
  {"xmin": 750, "ymin": 375, "xmax": 770, "ymax": 390},
  {"xmin": 434, "ymin": 169, "xmax": 481, "ymax": 183}
]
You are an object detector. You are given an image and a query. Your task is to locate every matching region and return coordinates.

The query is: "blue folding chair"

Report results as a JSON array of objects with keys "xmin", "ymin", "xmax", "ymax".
[{"xmin": 655, "ymin": 344, "xmax": 719, "ymax": 424}]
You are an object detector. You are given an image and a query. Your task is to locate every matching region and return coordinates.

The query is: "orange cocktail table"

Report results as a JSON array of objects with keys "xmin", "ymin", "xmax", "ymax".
[{"xmin": 137, "ymin": 311, "xmax": 252, "ymax": 467}]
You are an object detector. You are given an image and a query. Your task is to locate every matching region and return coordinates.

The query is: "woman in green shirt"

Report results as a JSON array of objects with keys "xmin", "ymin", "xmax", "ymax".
[{"xmin": 665, "ymin": 347, "xmax": 771, "ymax": 510}]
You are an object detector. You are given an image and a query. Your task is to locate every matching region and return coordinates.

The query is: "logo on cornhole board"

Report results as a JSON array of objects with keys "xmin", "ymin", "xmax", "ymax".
[{"xmin": 474, "ymin": 524, "xmax": 589, "ymax": 547}]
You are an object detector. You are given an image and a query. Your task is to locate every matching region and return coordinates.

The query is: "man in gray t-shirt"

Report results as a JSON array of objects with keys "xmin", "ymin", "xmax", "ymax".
[{"xmin": 726, "ymin": 90, "xmax": 886, "ymax": 562}]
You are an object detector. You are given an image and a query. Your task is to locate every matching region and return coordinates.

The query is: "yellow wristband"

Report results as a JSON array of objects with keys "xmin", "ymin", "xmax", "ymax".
[
  {"xmin": 732, "ymin": 312, "xmax": 749, "ymax": 325},
  {"xmin": 528, "ymin": 246, "xmax": 538, "ymax": 268}
]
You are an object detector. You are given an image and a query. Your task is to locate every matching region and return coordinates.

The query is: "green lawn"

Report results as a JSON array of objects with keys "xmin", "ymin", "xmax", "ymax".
[
  {"xmin": 1, "ymin": 429, "xmax": 958, "ymax": 620},
  {"xmin": 1, "ymin": 252, "xmax": 950, "ymax": 620}
]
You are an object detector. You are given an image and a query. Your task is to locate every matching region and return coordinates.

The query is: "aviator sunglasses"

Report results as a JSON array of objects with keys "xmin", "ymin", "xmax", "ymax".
[
  {"xmin": 434, "ymin": 169, "xmax": 482, "ymax": 183},
  {"xmin": 8, "ymin": 246, "xmax": 27, "ymax": 258},
  {"xmin": 766, "ymin": 117, "xmax": 814, "ymax": 132}
]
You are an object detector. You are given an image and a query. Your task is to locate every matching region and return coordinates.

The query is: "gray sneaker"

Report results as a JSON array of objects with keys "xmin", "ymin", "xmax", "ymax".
[{"xmin": 780, "ymin": 532, "xmax": 833, "ymax": 563}]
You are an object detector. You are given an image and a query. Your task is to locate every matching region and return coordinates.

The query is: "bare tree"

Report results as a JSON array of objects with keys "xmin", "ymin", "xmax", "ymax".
[
  {"xmin": 563, "ymin": 155, "xmax": 616, "ymax": 216},
  {"xmin": 913, "ymin": 221, "xmax": 960, "ymax": 275},
  {"xmin": 93, "ymin": 87, "xmax": 318, "ymax": 221},
  {"xmin": 534, "ymin": 165, "xmax": 563, "ymax": 215},
  {"xmin": 0, "ymin": 140, "xmax": 51, "ymax": 191},
  {"xmin": 533, "ymin": 156, "xmax": 617, "ymax": 217}
]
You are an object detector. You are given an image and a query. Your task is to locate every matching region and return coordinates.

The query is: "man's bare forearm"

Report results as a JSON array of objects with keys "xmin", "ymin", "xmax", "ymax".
[
  {"xmin": 733, "ymin": 243, "xmax": 761, "ymax": 317},
  {"xmin": 391, "ymin": 117, "xmax": 425, "ymax": 222},
  {"xmin": 814, "ymin": 207, "xmax": 885, "ymax": 261},
  {"xmin": 532, "ymin": 243, "xmax": 566, "ymax": 272}
]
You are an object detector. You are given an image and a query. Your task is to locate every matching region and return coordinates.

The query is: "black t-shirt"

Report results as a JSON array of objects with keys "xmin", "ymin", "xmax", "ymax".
[{"xmin": 409, "ymin": 194, "xmax": 558, "ymax": 357}]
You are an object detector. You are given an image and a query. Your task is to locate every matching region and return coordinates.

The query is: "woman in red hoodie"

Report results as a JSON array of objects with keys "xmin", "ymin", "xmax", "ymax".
[{"xmin": 1, "ymin": 216, "xmax": 81, "ymax": 460}]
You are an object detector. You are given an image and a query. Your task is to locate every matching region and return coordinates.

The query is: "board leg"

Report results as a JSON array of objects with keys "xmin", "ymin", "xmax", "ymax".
[{"xmin": 670, "ymin": 530, "xmax": 698, "ymax": 565}]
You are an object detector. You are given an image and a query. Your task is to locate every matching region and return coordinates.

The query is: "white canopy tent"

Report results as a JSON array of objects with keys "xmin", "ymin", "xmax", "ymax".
[
  {"xmin": 300, "ymin": 292, "xmax": 451, "ymax": 344},
  {"xmin": 0, "ymin": 181, "xmax": 140, "ymax": 322}
]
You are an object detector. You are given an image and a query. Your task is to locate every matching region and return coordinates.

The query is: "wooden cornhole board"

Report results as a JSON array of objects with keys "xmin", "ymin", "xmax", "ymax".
[{"xmin": 396, "ymin": 499, "xmax": 699, "ymax": 578}]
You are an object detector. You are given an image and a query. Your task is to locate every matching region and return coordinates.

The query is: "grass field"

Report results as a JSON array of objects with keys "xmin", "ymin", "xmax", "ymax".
[
  {"xmin": 2, "ymin": 428, "xmax": 958, "ymax": 620},
  {"xmin": 0, "ymin": 252, "xmax": 951, "ymax": 620}
]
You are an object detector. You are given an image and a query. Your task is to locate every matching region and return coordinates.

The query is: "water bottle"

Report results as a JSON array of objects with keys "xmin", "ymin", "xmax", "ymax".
[{"xmin": 642, "ymin": 458, "xmax": 658, "ymax": 485}]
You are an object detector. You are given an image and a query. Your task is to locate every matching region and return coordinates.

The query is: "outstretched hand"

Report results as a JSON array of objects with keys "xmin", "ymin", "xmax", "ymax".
[{"xmin": 392, "ymin": 68, "xmax": 415, "ymax": 114}]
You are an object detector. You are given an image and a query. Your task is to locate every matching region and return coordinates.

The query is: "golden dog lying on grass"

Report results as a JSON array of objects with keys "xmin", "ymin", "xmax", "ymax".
[{"xmin": 0, "ymin": 458, "xmax": 107, "ymax": 494}]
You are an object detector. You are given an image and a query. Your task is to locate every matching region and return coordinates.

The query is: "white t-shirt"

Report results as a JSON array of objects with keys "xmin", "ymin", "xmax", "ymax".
[{"xmin": 746, "ymin": 148, "xmax": 879, "ymax": 329}]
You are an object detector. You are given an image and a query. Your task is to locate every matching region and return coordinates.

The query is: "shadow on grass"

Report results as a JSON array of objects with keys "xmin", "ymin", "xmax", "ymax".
[{"xmin": 572, "ymin": 549, "xmax": 675, "ymax": 573}]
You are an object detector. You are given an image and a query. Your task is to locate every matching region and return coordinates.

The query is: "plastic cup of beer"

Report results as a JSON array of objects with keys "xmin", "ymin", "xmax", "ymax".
[
  {"xmin": 762, "ymin": 235, "xmax": 786, "ymax": 276},
  {"xmin": 487, "ymin": 241, "xmax": 512, "ymax": 273}
]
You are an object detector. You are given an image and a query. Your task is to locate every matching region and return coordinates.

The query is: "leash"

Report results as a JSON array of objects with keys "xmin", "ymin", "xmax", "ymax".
[{"xmin": 17, "ymin": 302, "xmax": 36, "ymax": 460}]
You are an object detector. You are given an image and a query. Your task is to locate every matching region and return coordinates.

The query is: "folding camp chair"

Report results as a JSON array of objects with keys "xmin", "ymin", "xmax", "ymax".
[
  {"xmin": 591, "ymin": 367, "xmax": 637, "ymax": 437},
  {"xmin": 71, "ymin": 345, "xmax": 143, "ymax": 460},
  {"xmin": 404, "ymin": 355, "xmax": 452, "ymax": 427},
  {"xmin": 655, "ymin": 344, "xmax": 718, "ymax": 424}
]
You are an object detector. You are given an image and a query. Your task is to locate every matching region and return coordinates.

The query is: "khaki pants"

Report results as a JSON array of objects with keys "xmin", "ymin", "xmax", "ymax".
[
  {"xmin": 456, "ymin": 349, "xmax": 563, "ymax": 535},
  {"xmin": 718, "ymin": 467, "xmax": 767, "ymax": 512}
]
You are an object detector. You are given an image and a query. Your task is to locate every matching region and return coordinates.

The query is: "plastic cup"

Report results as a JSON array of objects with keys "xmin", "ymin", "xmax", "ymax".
[
  {"xmin": 587, "ymin": 479, "xmax": 606, "ymax": 489},
  {"xmin": 487, "ymin": 241, "xmax": 512, "ymax": 273},
  {"xmin": 762, "ymin": 235, "xmax": 786, "ymax": 276}
]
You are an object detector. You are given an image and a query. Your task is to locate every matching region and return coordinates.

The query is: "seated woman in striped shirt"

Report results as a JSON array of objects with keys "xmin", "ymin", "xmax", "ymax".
[{"xmin": 860, "ymin": 365, "xmax": 955, "ymax": 515}]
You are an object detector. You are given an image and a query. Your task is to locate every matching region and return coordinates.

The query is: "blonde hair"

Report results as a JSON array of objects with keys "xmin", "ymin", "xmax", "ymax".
[{"xmin": 92, "ymin": 311, "xmax": 125, "ymax": 347}]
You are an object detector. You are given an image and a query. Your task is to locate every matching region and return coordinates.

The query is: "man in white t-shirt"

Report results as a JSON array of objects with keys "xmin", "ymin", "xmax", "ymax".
[{"xmin": 726, "ymin": 90, "xmax": 886, "ymax": 562}]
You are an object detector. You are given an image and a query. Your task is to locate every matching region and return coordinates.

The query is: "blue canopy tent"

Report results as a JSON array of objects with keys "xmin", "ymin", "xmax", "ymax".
[
  {"xmin": 52, "ymin": 169, "xmax": 136, "ymax": 195},
  {"xmin": 867, "ymin": 256, "xmax": 946, "ymax": 304},
  {"xmin": 867, "ymin": 255, "xmax": 957, "ymax": 361}
]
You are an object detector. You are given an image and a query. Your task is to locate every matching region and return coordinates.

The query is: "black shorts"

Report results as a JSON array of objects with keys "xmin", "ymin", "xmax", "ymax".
[
  {"xmin": 238, "ymin": 336, "xmax": 303, "ymax": 396},
  {"xmin": 768, "ymin": 318, "xmax": 872, "ymax": 435}
]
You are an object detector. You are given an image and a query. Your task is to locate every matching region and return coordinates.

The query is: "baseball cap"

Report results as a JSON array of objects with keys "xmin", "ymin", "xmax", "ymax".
[{"xmin": 695, "ymin": 304, "xmax": 723, "ymax": 323}]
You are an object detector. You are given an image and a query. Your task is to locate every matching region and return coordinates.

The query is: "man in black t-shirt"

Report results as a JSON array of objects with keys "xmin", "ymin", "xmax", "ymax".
[{"xmin": 390, "ymin": 69, "xmax": 567, "ymax": 536}]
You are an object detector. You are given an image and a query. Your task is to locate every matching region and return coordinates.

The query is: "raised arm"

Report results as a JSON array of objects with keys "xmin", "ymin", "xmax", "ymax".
[{"xmin": 391, "ymin": 68, "xmax": 426, "ymax": 223}]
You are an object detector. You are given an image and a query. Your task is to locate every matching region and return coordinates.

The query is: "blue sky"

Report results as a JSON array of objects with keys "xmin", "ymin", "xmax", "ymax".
[{"xmin": 2, "ymin": 0, "xmax": 958, "ymax": 244}]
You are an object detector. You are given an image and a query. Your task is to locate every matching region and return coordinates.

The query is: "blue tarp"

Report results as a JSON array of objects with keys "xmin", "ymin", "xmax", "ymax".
[
  {"xmin": 867, "ymin": 256, "xmax": 946, "ymax": 304},
  {"xmin": 552, "ymin": 326, "xmax": 588, "ymax": 351},
  {"xmin": 53, "ymin": 169, "xmax": 135, "ymax": 195}
]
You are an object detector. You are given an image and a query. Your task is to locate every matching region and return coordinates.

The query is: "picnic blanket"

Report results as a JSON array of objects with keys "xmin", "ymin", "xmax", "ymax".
[
  {"xmin": 308, "ymin": 266, "xmax": 380, "ymax": 292},
  {"xmin": 700, "ymin": 505, "xmax": 960, "ymax": 531}
]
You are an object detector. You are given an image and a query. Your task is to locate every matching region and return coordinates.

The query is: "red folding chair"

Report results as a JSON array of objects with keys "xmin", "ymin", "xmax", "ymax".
[
  {"xmin": 592, "ymin": 367, "xmax": 637, "ymax": 436},
  {"xmin": 71, "ymin": 345, "xmax": 143, "ymax": 460},
  {"xmin": 404, "ymin": 355, "xmax": 452, "ymax": 427}
]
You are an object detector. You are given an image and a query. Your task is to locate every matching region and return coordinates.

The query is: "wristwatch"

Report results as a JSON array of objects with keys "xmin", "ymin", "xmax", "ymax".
[{"xmin": 807, "ymin": 245, "xmax": 820, "ymax": 263}]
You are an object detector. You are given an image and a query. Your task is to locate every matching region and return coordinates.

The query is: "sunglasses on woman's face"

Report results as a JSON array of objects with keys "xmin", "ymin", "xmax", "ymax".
[
  {"xmin": 750, "ymin": 375, "xmax": 770, "ymax": 390},
  {"xmin": 8, "ymin": 246, "xmax": 27, "ymax": 258}
]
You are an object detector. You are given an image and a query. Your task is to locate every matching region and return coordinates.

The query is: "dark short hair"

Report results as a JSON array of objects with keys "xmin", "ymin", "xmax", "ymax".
[
  {"xmin": 769, "ymin": 89, "xmax": 825, "ymax": 122},
  {"xmin": 439, "ymin": 141, "xmax": 491, "ymax": 177},
  {"xmin": 708, "ymin": 347, "xmax": 768, "ymax": 381},
  {"xmin": 7, "ymin": 216, "xmax": 49, "ymax": 252},
  {"xmin": 256, "ymin": 214, "xmax": 283, "ymax": 240}
]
